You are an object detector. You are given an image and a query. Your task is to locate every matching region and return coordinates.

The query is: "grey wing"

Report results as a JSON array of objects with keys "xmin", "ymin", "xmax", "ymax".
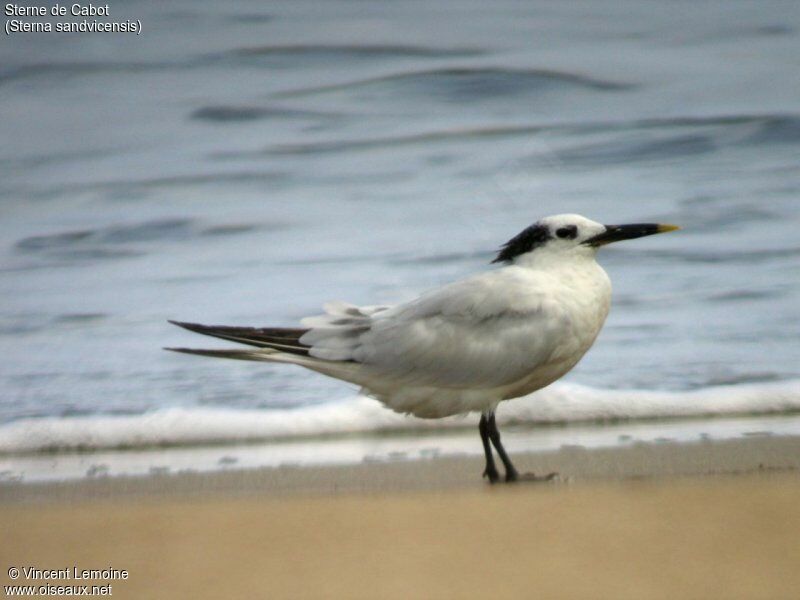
[
  {"xmin": 302, "ymin": 276, "xmax": 565, "ymax": 389},
  {"xmin": 297, "ymin": 301, "xmax": 390, "ymax": 360}
]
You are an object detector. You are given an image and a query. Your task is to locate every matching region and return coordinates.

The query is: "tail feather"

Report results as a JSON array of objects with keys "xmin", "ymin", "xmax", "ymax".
[
  {"xmin": 166, "ymin": 320, "xmax": 364, "ymax": 383},
  {"xmin": 168, "ymin": 320, "xmax": 310, "ymax": 357},
  {"xmin": 164, "ymin": 347, "xmax": 280, "ymax": 362}
]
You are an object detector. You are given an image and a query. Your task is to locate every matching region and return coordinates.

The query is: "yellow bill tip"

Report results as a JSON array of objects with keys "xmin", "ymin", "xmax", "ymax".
[{"xmin": 657, "ymin": 224, "xmax": 680, "ymax": 233}]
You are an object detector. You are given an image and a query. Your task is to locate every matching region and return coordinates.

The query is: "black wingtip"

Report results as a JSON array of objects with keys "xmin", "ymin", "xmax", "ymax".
[
  {"xmin": 164, "ymin": 346, "xmax": 221, "ymax": 356},
  {"xmin": 166, "ymin": 321, "xmax": 313, "ymax": 356},
  {"xmin": 168, "ymin": 320, "xmax": 208, "ymax": 334}
]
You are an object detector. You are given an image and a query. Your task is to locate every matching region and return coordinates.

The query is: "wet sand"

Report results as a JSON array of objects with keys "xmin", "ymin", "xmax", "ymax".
[{"xmin": 2, "ymin": 437, "xmax": 800, "ymax": 599}]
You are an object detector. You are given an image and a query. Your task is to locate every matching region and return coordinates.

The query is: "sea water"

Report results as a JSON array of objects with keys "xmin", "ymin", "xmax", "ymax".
[{"xmin": 1, "ymin": 0, "xmax": 799, "ymax": 481}]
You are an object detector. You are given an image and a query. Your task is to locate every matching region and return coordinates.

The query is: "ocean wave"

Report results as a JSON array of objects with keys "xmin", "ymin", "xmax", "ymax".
[
  {"xmin": 15, "ymin": 217, "xmax": 273, "ymax": 262},
  {"xmin": 743, "ymin": 115, "xmax": 800, "ymax": 145},
  {"xmin": 1, "ymin": 379, "xmax": 798, "ymax": 455},
  {"xmin": 263, "ymin": 125, "xmax": 544, "ymax": 156},
  {"xmin": 190, "ymin": 105, "xmax": 337, "ymax": 123},
  {"xmin": 3, "ymin": 170, "xmax": 291, "ymax": 203},
  {"xmin": 221, "ymin": 44, "xmax": 484, "ymax": 60},
  {"xmin": 617, "ymin": 245, "xmax": 800, "ymax": 266},
  {"xmin": 258, "ymin": 113, "xmax": 798, "ymax": 157},
  {"xmin": 0, "ymin": 61, "xmax": 179, "ymax": 85},
  {"xmin": 0, "ymin": 45, "xmax": 484, "ymax": 86},
  {"xmin": 275, "ymin": 67, "xmax": 632, "ymax": 101},
  {"xmin": 554, "ymin": 134, "xmax": 716, "ymax": 166}
]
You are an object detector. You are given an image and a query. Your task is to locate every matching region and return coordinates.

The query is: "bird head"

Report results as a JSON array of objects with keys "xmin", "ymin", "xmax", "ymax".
[{"xmin": 492, "ymin": 214, "xmax": 679, "ymax": 265}]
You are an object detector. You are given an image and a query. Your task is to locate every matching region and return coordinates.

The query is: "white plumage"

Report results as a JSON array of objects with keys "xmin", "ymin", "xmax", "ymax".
[{"xmin": 169, "ymin": 213, "xmax": 677, "ymax": 482}]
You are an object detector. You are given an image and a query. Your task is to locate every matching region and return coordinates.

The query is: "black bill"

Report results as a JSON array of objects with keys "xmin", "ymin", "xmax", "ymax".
[{"xmin": 584, "ymin": 223, "xmax": 679, "ymax": 247}]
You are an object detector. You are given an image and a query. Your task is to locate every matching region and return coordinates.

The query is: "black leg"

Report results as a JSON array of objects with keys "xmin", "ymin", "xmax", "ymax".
[
  {"xmin": 486, "ymin": 413, "xmax": 520, "ymax": 482},
  {"xmin": 479, "ymin": 414, "xmax": 500, "ymax": 483},
  {"xmin": 487, "ymin": 413, "xmax": 558, "ymax": 484}
]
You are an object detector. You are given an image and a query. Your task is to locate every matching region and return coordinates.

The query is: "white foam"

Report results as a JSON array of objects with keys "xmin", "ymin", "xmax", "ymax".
[{"xmin": 1, "ymin": 379, "xmax": 799, "ymax": 454}]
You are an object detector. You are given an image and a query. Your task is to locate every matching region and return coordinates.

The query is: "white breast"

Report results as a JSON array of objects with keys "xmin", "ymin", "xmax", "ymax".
[{"xmin": 354, "ymin": 258, "xmax": 613, "ymax": 418}]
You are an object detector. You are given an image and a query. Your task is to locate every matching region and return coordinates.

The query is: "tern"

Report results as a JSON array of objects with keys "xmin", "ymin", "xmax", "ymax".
[{"xmin": 167, "ymin": 214, "xmax": 678, "ymax": 483}]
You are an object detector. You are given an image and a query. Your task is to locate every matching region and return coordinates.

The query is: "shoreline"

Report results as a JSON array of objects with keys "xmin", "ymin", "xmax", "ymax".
[{"xmin": 2, "ymin": 435, "xmax": 799, "ymax": 504}]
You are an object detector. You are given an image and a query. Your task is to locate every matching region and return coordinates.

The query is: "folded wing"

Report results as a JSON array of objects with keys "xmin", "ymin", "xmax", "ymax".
[
  {"xmin": 168, "ymin": 270, "xmax": 564, "ymax": 390},
  {"xmin": 352, "ymin": 271, "xmax": 564, "ymax": 388}
]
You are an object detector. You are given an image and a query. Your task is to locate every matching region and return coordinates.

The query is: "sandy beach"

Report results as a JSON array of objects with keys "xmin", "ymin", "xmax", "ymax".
[
  {"xmin": 3, "ymin": 436, "xmax": 800, "ymax": 599},
  {"xmin": 4, "ymin": 1, "xmax": 800, "ymax": 598}
]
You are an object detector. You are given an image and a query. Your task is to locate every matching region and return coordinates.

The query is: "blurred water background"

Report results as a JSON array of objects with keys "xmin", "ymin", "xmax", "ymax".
[{"xmin": 1, "ymin": 0, "xmax": 799, "ymax": 481}]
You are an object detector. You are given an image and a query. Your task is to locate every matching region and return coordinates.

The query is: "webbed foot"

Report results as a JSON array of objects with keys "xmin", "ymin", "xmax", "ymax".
[
  {"xmin": 505, "ymin": 471, "xmax": 558, "ymax": 483},
  {"xmin": 483, "ymin": 466, "xmax": 500, "ymax": 484}
]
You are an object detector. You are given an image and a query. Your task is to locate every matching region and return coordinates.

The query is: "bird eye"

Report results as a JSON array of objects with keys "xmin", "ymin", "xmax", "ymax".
[{"xmin": 556, "ymin": 226, "xmax": 577, "ymax": 239}]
